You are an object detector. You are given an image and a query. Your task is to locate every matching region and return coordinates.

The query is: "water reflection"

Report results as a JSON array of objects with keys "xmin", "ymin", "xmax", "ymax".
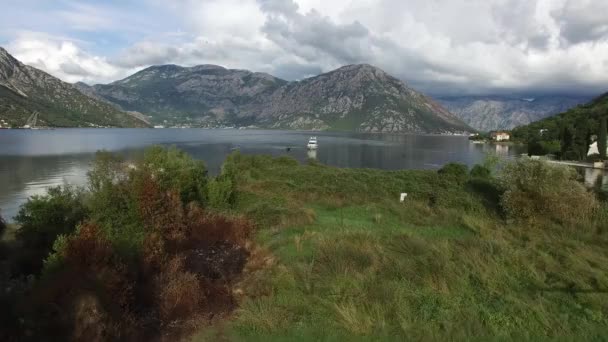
[
  {"xmin": 494, "ymin": 144, "xmax": 510, "ymax": 157},
  {"xmin": 584, "ymin": 168, "xmax": 608, "ymax": 191}
]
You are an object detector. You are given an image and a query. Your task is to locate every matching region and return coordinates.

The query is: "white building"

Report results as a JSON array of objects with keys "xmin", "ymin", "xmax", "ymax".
[
  {"xmin": 491, "ymin": 132, "xmax": 510, "ymax": 141},
  {"xmin": 587, "ymin": 140, "xmax": 608, "ymax": 156}
]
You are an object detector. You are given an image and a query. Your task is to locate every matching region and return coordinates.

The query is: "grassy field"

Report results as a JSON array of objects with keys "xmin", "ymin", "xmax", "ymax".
[{"xmin": 192, "ymin": 154, "xmax": 608, "ymax": 340}]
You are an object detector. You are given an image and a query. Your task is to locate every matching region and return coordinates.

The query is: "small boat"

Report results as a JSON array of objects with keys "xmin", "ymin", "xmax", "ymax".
[{"xmin": 307, "ymin": 136, "xmax": 318, "ymax": 150}]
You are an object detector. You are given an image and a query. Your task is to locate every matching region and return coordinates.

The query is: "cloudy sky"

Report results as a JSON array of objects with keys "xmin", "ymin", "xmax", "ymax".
[{"xmin": 1, "ymin": 0, "xmax": 607, "ymax": 96}]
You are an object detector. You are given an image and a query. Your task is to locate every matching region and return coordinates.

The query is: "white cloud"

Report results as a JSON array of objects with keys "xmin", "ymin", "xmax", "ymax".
[
  {"xmin": 1, "ymin": 0, "xmax": 608, "ymax": 95},
  {"xmin": 6, "ymin": 33, "xmax": 134, "ymax": 84}
]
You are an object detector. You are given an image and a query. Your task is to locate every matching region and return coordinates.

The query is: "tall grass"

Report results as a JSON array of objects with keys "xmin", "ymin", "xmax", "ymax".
[{"xmin": 202, "ymin": 154, "xmax": 608, "ymax": 340}]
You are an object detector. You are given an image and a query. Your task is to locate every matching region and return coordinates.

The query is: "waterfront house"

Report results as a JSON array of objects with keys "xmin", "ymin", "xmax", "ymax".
[{"xmin": 491, "ymin": 131, "xmax": 510, "ymax": 141}]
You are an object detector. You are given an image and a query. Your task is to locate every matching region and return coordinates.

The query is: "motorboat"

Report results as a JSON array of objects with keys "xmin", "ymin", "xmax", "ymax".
[{"xmin": 307, "ymin": 136, "xmax": 318, "ymax": 150}]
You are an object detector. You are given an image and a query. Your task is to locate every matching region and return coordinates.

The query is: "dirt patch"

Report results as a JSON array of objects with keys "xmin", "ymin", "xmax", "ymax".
[{"xmin": 185, "ymin": 242, "xmax": 249, "ymax": 280}]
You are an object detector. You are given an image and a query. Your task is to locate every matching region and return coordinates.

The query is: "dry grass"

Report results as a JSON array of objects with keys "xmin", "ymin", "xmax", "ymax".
[{"xmin": 156, "ymin": 256, "xmax": 204, "ymax": 323}]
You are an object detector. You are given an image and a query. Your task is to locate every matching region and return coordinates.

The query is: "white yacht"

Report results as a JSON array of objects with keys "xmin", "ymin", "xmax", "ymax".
[{"xmin": 307, "ymin": 136, "xmax": 318, "ymax": 150}]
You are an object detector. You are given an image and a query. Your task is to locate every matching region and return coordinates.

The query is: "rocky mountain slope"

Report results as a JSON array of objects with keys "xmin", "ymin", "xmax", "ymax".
[
  {"xmin": 0, "ymin": 47, "xmax": 149, "ymax": 128},
  {"xmin": 86, "ymin": 64, "xmax": 471, "ymax": 133},
  {"xmin": 438, "ymin": 95, "xmax": 591, "ymax": 131}
]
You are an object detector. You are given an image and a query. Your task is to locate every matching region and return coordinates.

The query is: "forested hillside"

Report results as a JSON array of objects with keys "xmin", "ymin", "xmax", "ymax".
[{"xmin": 511, "ymin": 93, "xmax": 608, "ymax": 160}]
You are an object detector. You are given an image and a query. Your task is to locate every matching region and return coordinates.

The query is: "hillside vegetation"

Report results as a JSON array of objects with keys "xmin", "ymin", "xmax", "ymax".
[
  {"xmin": 511, "ymin": 93, "xmax": 608, "ymax": 160},
  {"xmin": 1, "ymin": 148, "xmax": 607, "ymax": 340},
  {"xmin": 0, "ymin": 47, "xmax": 149, "ymax": 128}
]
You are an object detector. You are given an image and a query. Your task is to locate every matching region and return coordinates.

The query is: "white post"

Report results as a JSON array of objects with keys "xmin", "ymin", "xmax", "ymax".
[{"xmin": 400, "ymin": 193, "xmax": 408, "ymax": 202}]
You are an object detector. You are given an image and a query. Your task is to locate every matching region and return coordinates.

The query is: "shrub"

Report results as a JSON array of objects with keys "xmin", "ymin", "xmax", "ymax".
[
  {"xmin": 136, "ymin": 176, "xmax": 187, "ymax": 247},
  {"xmin": 500, "ymin": 159, "xmax": 598, "ymax": 224},
  {"xmin": 539, "ymin": 140, "xmax": 561, "ymax": 155},
  {"xmin": 156, "ymin": 256, "xmax": 203, "ymax": 323},
  {"xmin": 23, "ymin": 223, "xmax": 136, "ymax": 340},
  {"xmin": 41, "ymin": 234, "xmax": 69, "ymax": 276},
  {"xmin": 2, "ymin": 148, "xmax": 255, "ymax": 340},
  {"xmin": 438, "ymin": 163, "xmax": 469, "ymax": 184},
  {"xmin": 141, "ymin": 146, "xmax": 208, "ymax": 204},
  {"xmin": 469, "ymin": 164, "xmax": 491, "ymax": 179},
  {"xmin": 208, "ymin": 177, "xmax": 234, "ymax": 209},
  {"xmin": 186, "ymin": 205, "xmax": 253, "ymax": 248},
  {"xmin": 14, "ymin": 186, "xmax": 89, "ymax": 274},
  {"xmin": 87, "ymin": 146, "xmax": 211, "ymax": 258},
  {"xmin": 87, "ymin": 151, "xmax": 128, "ymax": 193}
]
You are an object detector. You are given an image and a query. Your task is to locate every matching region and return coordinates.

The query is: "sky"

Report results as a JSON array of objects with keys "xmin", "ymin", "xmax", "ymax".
[{"xmin": 1, "ymin": 0, "xmax": 607, "ymax": 96}]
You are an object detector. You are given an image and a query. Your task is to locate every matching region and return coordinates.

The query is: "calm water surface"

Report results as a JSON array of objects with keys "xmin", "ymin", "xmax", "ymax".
[{"xmin": 0, "ymin": 128, "xmax": 527, "ymax": 221}]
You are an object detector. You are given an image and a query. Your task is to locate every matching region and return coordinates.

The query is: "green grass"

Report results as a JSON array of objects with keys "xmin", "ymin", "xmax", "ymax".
[{"xmin": 192, "ymin": 154, "xmax": 608, "ymax": 341}]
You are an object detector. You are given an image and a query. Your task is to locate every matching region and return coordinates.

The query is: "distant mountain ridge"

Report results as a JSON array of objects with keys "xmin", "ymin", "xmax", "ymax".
[
  {"xmin": 0, "ymin": 47, "xmax": 149, "ymax": 128},
  {"xmin": 84, "ymin": 63, "xmax": 472, "ymax": 133},
  {"xmin": 438, "ymin": 95, "xmax": 591, "ymax": 131}
]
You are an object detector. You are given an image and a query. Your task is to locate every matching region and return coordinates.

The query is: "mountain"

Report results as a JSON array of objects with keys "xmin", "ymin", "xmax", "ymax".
[
  {"xmin": 0, "ymin": 47, "xmax": 149, "ymax": 128},
  {"xmin": 87, "ymin": 63, "xmax": 471, "ymax": 133},
  {"xmin": 437, "ymin": 95, "xmax": 591, "ymax": 132},
  {"xmin": 89, "ymin": 64, "xmax": 287, "ymax": 127},
  {"xmin": 73, "ymin": 81, "xmax": 150, "ymax": 125}
]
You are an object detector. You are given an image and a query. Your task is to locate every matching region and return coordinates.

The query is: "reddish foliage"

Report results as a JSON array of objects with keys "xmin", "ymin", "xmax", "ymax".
[
  {"xmin": 141, "ymin": 231, "xmax": 166, "ymax": 275},
  {"xmin": 137, "ymin": 176, "xmax": 188, "ymax": 247},
  {"xmin": 63, "ymin": 223, "xmax": 134, "ymax": 313},
  {"xmin": 22, "ymin": 169, "xmax": 256, "ymax": 340},
  {"xmin": 186, "ymin": 204, "xmax": 253, "ymax": 248},
  {"xmin": 23, "ymin": 223, "xmax": 139, "ymax": 340},
  {"xmin": 155, "ymin": 256, "xmax": 205, "ymax": 323}
]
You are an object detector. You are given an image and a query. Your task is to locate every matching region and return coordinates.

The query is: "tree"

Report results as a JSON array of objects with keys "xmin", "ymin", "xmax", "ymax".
[
  {"xmin": 14, "ymin": 186, "xmax": 89, "ymax": 274},
  {"xmin": 574, "ymin": 121, "xmax": 590, "ymax": 160},
  {"xmin": 0, "ymin": 213, "xmax": 6, "ymax": 236},
  {"xmin": 599, "ymin": 116, "xmax": 607, "ymax": 160}
]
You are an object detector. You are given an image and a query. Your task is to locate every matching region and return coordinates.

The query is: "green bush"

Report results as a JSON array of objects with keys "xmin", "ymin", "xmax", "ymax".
[
  {"xmin": 438, "ymin": 163, "xmax": 469, "ymax": 184},
  {"xmin": 469, "ymin": 164, "xmax": 491, "ymax": 179},
  {"xmin": 141, "ymin": 146, "xmax": 208, "ymax": 204},
  {"xmin": 87, "ymin": 150, "xmax": 127, "ymax": 193},
  {"xmin": 87, "ymin": 152, "xmax": 143, "ymax": 257},
  {"xmin": 14, "ymin": 186, "xmax": 89, "ymax": 274},
  {"xmin": 539, "ymin": 140, "xmax": 562, "ymax": 155},
  {"xmin": 208, "ymin": 177, "xmax": 234, "ymax": 209},
  {"xmin": 528, "ymin": 137, "xmax": 561, "ymax": 157},
  {"xmin": 41, "ymin": 234, "xmax": 68, "ymax": 276},
  {"xmin": 86, "ymin": 146, "xmax": 212, "ymax": 258},
  {"xmin": 500, "ymin": 159, "xmax": 598, "ymax": 224}
]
